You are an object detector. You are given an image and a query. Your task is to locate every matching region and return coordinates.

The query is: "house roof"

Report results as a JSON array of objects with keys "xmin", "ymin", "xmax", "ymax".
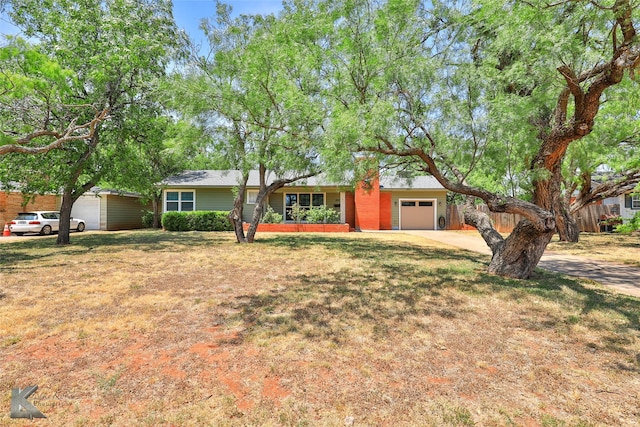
[
  {"xmin": 162, "ymin": 170, "xmax": 445, "ymax": 191},
  {"xmin": 82, "ymin": 187, "xmax": 144, "ymax": 198},
  {"xmin": 161, "ymin": 170, "xmax": 330, "ymax": 187},
  {"xmin": 378, "ymin": 174, "xmax": 445, "ymax": 190}
]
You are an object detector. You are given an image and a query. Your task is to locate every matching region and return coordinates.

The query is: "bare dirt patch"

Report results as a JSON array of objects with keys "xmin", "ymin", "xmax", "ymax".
[{"xmin": 1, "ymin": 230, "xmax": 639, "ymax": 426}]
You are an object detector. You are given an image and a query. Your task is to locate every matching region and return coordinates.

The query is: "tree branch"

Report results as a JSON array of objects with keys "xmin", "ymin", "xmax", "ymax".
[
  {"xmin": 570, "ymin": 170, "xmax": 640, "ymax": 213},
  {"xmin": 363, "ymin": 143, "xmax": 556, "ymax": 232},
  {"xmin": 0, "ymin": 108, "xmax": 109, "ymax": 156}
]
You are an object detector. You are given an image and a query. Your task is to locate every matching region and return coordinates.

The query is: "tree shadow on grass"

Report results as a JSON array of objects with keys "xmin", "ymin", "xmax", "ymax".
[
  {"xmin": 228, "ymin": 234, "xmax": 639, "ymax": 368},
  {"xmin": 259, "ymin": 233, "xmax": 485, "ymax": 265},
  {"xmin": 0, "ymin": 230, "xmax": 232, "ymax": 271}
]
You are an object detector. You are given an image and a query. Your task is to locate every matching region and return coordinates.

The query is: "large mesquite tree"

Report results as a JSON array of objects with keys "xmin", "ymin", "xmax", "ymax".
[
  {"xmin": 287, "ymin": 0, "xmax": 640, "ymax": 279},
  {"xmin": 2, "ymin": 0, "xmax": 184, "ymax": 244},
  {"xmin": 174, "ymin": 3, "xmax": 336, "ymax": 243}
]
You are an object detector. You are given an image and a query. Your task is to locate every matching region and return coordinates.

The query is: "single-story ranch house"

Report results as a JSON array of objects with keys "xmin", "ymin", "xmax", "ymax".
[{"xmin": 161, "ymin": 170, "xmax": 448, "ymax": 231}]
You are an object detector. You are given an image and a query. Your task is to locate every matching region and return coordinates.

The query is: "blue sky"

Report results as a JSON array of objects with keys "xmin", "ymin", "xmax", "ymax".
[
  {"xmin": 1, "ymin": 1, "xmax": 284, "ymax": 40},
  {"xmin": 173, "ymin": 0, "xmax": 284, "ymax": 41}
]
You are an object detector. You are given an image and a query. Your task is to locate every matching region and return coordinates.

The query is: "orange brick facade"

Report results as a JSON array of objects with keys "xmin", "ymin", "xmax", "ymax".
[
  {"xmin": 345, "ymin": 193, "xmax": 356, "ymax": 229},
  {"xmin": 354, "ymin": 173, "xmax": 381, "ymax": 230},
  {"xmin": 379, "ymin": 192, "xmax": 392, "ymax": 230},
  {"xmin": 353, "ymin": 171, "xmax": 394, "ymax": 231},
  {"xmin": 0, "ymin": 193, "xmax": 58, "ymax": 226}
]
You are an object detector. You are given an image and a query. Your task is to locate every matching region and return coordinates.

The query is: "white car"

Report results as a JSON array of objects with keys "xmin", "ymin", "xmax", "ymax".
[{"xmin": 9, "ymin": 211, "xmax": 86, "ymax": 236}]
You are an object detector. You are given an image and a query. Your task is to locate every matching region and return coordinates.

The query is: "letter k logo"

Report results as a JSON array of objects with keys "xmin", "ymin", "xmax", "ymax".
[{"xmin": 10, "ymin": 385, "xmax": 46, "ymax": 419}]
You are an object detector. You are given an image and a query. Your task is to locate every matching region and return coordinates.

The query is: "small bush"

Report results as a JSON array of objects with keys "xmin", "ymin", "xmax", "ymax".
[
  {"xmin": 262, "ymin": 206, "xmax": 283, "ymax": 223},
  {"xmin": 141, "ymin": 210, "xmax": 154, "ymax": 228},
  {"xmin": 162, "ymin": 211, "xmax": 233, "ymax": 232},
  {"xmin": 615, "ymin": 211, "xmax": 640, "ymax": 234},
  {"xmin": 289, "ymin": 203, "xmax": 306, "ymax": 223},
  {"xmin": 305, "ymin": 206, "xmax": 341, "ymax": 224},
  {"xmin": 162, "ymin": 211, "xmax": 190, "ymax": 231}
]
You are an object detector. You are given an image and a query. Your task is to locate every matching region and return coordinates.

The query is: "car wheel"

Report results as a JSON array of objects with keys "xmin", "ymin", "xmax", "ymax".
[
  {"xmin": 40, "ymin": 225, "xmax": 53, "ymax": 236},
  {"xmin": 76, "ymin": 222, "xmax": 86, "ymax": 232}
]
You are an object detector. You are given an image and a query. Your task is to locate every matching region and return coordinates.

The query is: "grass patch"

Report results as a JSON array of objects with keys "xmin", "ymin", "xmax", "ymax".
[
  {"xmin": 546, "ymin": 232, "xmax": 640, "ymax": 267},
  {"xmin": 0, "ymin": 230, "xmax": 639, "ymax": 426}
]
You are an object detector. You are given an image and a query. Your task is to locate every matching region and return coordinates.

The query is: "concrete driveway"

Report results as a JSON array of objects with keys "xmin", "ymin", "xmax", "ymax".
[{"xmin": 401, "ymin": 230, "xmax": 640, "ymax": 298}]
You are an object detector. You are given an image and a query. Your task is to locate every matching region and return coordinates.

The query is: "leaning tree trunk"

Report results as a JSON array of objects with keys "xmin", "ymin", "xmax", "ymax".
[
  {"xmin": 229, "ymin": 196, "xmax": 247, "ymax": 243},
  {"xmin": 229, "ymin": 174, "xmax": 249, "ymax": 243},
  {"xmin": 488, "ymin": 221, "xmax": 555, "ymax": 278},
  {"xmin": 245, "ymin": 191, "xmax": 268, "ymax": 243},
  {"xmin": 463, "ymin": 200, "xmax": 556, "ymax": 279}
]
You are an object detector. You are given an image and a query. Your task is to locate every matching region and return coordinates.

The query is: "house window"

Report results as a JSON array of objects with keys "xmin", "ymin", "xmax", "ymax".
[
  {"xmin": 247, "ymin": 190, "xmax": 258, "ymax": 204},
  {"xmin": 633, "ymin": 195, "xmax": 640, "ymax": 209},
  {"xmin": 165, "ymin": 190, "xmax": 195, "ymax": 212},
  {"xmin": 285, "ymin": 192, "xmax": 325, "ymax": 221}
]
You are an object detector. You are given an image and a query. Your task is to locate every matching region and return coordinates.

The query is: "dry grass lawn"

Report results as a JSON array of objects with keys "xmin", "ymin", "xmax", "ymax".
[
  {"xmin": 0, "ymin": 230, "xmax": 639, "ymax": 426},
  {"xmin": 546, "ymin": 232, "xmax": 640, "ymax": 267}
]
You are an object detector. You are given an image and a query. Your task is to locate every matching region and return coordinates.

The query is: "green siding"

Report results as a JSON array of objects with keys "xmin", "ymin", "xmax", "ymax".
[
  {"xmin": 105, "ymin": 195, "xmax": 150, "ymax": 231},
  {"xmin": 387, "ymin": 190, "xmax": 447, "ymax": 229},
  {"xmin": 244, "ymin": 192, "xmax": 289, "ymax": 223},
  {"xmin": 269, "ymin": 193, "xmax": 284, "ymax": 217},
  {"xmin": 193, "ymin": 188, "xmax": 287, "ymax": 223},
  {"xmin": 242, "ymin": 200, "xmax": 254, "ymax": 223},
  {"xmin": 326, "ymin": 192, "xmax": 341, "ymax": 213},
  {"xmin": 195, "ymin": 188, "xmax": 236, "ymax": 211}
]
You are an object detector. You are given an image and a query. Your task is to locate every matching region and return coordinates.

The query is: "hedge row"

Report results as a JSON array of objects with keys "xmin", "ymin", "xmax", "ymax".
[{"xmin": 161, "ymin": 211, "xmax": 233, "ymax": 232}]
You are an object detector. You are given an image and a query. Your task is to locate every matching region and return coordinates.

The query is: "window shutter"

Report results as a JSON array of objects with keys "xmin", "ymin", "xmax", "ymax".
[{"xmin": 625, "ymin": 194, "xmax": 632, "ymax": 208}]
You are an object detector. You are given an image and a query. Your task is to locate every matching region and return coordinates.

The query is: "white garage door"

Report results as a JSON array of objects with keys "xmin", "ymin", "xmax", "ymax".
[
  {"xmin": 400, "ymin": 200, "xmax": 435, "ymax": 230},
  {"xmin": 72, "ymin": 196, "xmax": 101, "ymax": 230}
]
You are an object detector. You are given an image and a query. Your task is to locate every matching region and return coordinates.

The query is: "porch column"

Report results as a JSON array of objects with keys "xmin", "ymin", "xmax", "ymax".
[{"xmin": 340, "ymin": 192, "xmax": 346, "ymax": 224}]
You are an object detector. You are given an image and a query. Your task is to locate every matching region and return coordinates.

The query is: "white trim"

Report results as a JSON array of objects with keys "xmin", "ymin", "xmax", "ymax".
[
  {"xmin": 398, "ymin": 198, "xmax": 437, "ymax": 230},
  {"xmin": 247, "ymin": 190, "xmax": 258, "ymax": 204},
  {"xmin": 164, "ymin": 189, "xmax": 196, "ymax": 212}
]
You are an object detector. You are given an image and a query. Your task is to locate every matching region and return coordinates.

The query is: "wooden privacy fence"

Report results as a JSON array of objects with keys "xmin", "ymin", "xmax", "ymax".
[{"xmin": 446, "ymin": 203, "xmax": 619, "ymax": 233}]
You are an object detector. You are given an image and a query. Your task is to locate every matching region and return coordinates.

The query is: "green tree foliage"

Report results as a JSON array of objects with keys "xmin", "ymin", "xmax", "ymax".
[
  {"xmin": 172, "ymin": 2, "xmax": 341, "ymax": 243},
  {"xmin": 0, "ymin": 38, "xmax": 108, "ymax": 154},
  {"xmin": 280, "ymin": 0, "xmax": 640, "ymax": 278},
  {"xmin": 1, "ymin": 0, "xmax": 186, "ymax": 243},
  {"xmin": 561, "ymin": 77, "xmax": 640, "ymax": 224}
]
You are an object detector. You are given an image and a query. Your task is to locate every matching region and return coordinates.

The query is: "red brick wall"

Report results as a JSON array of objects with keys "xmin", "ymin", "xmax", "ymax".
[
  {"xmin": 0, "ymin": 193, "xmax": 58, "ymax": 226},
  {"xmin": 243, "ymin": 223, "xmax": 350, "ymax": 233},
  {"xmin": 355, "ymin": 173, "xmax": 380, "ymax": 230},
  {"xmin": 379, "ymin": 192, "xmax": 392, "ymax": 230}
]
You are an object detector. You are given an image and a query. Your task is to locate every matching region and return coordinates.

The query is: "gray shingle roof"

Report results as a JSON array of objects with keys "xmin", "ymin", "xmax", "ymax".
[
  {"xmin": 161, "ymin": 170, "xmax": 334, "ymax": 187},
  {"xmin": 378, "ymin": 174, "xmax": 444, "ymax": 190},
  {"xmin": 162, "ymin": 170, "xmax": 445, "ymax": 190}
]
